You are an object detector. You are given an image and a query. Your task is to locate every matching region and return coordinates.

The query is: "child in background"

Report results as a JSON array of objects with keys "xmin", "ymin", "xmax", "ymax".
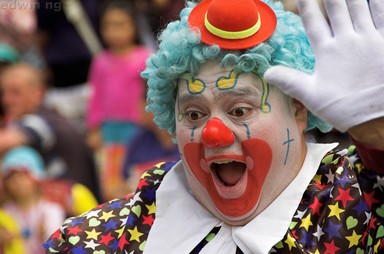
[
  {"xmin": 40, "ymin": 177, "xmax": 99, "ymax": 217},
  {"xmin": 86, "ymin": 0, "xmax": 153, "ymax": 201},
  {"xmin": 0, "ymin": 209, "xmax": 26, "ymax": 254},
  {"xmin": 0, "ymin": 146, "xmax": 65, "ymax": 254}
]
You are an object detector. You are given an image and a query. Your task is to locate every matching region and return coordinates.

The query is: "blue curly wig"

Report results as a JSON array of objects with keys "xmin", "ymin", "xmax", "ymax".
[{"xmin": 141, "ymin": 0, "xmax": 332, "ymax": 135}]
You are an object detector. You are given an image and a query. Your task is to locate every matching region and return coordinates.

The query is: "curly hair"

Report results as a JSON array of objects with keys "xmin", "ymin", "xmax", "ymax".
[{"xmin": 141, "ymin": 0, "xmax": 332, "ymax": 135}]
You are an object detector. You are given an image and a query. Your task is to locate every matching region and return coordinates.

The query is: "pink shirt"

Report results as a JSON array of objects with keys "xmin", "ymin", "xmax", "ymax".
[{"xmin": 87, "ymin": 46, "xmax": 152, "ymax": 128}]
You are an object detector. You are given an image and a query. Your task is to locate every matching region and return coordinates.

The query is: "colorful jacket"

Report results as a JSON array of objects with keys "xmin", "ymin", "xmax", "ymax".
[{"xmin": 44, "ymin": 146, "xmax": 384, "ymax": 253}]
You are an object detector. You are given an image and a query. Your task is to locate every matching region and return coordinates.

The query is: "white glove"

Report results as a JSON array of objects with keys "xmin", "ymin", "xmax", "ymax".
[{"xmin": 264, "ymin": 0, "xmax": 384, "ymax": 132}]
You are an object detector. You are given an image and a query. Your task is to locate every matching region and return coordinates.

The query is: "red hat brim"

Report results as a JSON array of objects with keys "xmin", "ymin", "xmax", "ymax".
[{"xmin": 188, "ymin": 0, "xmax": 277, "ymax": 50}]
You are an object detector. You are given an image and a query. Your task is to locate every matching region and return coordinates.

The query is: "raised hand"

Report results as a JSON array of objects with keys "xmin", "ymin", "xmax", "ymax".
[{"xmin": 264, "ymin": 0, "xmax": 384, "ymax": 132}]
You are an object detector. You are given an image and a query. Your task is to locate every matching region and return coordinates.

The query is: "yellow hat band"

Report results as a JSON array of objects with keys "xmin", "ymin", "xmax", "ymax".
[{"xmin": 204, "ymin": 13, "xmax": 261, "ymax": 40}]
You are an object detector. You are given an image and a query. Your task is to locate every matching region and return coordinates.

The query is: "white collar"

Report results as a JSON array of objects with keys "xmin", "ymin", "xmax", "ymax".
[{"xmin": 144, "ymin": 142, "xmax": 338, "ymax": 254}]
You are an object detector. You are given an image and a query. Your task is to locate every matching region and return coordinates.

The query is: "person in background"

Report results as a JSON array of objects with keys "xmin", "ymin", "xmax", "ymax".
[
  {"xmin": 0, "ymin": 43, "xmax": 19, "ymax": 74},
  {"xmin": 134, "ymin": 0, "xmax": 186, "ymax": 37},
  {"xmin": 0, "ymin": 146, "xmax": 65, "ymax": 254},
  {"xmin": 0, "ymin": 43, "xmax": 19, "ymax": 128},
  {"xmin": 0, "ymin": 0, "xmax": 39, "ymax": 66},
  {"xmin": 0, "ymin": 62, "xmax": 100, "ymax": 200},
  {"xmin": 0, "ymin": 43, "xmax": 20, "ymax": 207},
  {"xmin": 0, "ymin": 208, "xmax": 27, "ymax": 254},
  {"xmin": 44, "ymin": 0, "xmax": 384, "ymax": 253},
  {"xmin": 35, "ymin": 0, "xmax": 101, "ymax": 134},
  {"xmin": 122, "ymin": 118, "xmax": 180, "ymax": 190},
  {"xmin": 86, "ymin": 0, "xmax": 152, "ymax": 200},
  {"xmin": 39, "ymin": 176, "xmax": 99, "ymax": 218}
]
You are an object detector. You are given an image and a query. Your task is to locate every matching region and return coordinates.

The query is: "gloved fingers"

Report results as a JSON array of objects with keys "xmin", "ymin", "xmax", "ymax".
[
  {"xmin": 347, "ymin": 0, "xmax": 377, "ymax": 33},
  {"xmin": 263, "ymin": 66, "xmax": 313, "ymax": 103},
  {"xmin": 297, "ymin": 0, "xmax": 332, "ymax": 48},
  {"xmin": 370, "ymin": 0, "xmax": 384, "ymax": 35},
  {"xmin": 323, "ymin": 0, "xmax": 354, "ymax": 36}
]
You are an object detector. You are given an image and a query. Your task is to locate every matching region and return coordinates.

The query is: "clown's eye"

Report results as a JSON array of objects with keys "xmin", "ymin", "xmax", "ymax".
[
  {"xmin": 228, "ymin": 107, "xmax": 251, "ymax": 118},
  {"xmin": 186, "ymin": 110, "xmax": 206, "ymax": 121}
]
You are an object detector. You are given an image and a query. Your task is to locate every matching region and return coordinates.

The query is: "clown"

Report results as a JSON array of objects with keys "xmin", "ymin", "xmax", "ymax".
[
  {"xmin": 44, "ymin": 0, "xmax": 384, "ymax": 253},
  {"xmin": 175, "ymin": 61, "xmax": 308, "ymax": 226}
]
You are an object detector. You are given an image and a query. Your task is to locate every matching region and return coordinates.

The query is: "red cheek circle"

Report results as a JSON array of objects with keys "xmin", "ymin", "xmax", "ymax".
[
  {"xmin": 183, "ymin": 143, "xmax": 209, "ymax": 186},
  {"xmin": 183, "ymin": 138, "xmax": 272, "ymax": 218}
]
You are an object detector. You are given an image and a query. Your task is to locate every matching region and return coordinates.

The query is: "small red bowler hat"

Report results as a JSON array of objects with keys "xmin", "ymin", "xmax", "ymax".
[{"xmin": 188, "ymin": 0, "xmax": 277, "ymax": 50}]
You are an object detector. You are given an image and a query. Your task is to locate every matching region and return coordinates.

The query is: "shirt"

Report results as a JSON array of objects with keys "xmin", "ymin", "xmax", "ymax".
[{"xmin": 87, "ymin": 46, "xmax": 152, "ymax": 128}]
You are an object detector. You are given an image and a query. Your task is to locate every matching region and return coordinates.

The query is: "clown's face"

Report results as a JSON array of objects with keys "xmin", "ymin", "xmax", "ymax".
[{"xmin": 175, "ymin": 60, "xmax": 307, "ymax": 225}]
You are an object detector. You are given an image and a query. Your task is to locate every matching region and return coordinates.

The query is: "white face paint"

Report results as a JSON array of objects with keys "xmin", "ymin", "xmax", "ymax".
[{"xmin": 175, "ymin": 60, "xmax": 307, "ymax": 225}]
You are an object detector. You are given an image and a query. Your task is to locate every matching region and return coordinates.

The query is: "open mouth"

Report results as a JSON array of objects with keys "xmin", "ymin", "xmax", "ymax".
[
  {"xmin": 211, "ymin": 161, "xmax": 247, "ymax": 186},
  {"xmin": 183, "ymin": 139, "xmax": 272, "ymax": 216}
]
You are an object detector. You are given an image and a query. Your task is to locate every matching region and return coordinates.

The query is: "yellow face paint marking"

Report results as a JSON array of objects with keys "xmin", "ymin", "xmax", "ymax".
[
  {"xmin": 216, "ymin": 70, "xmax": 239, "ymax": 90},
  {"xmin": 176, "ymin": 90, "xmax": 184, "ymax": 122},
  {"xmin": 181, "ymin": 73, "xmax": 205, "ymax": 94},
  {"xmin": 180, "ymin": 70, "xmax": 270, "ymax": 114},
  {"xmin": 178, "ymin": 111, "xmax": 183, "ymax": 122},
  {"xmin": 252, "ymin": 71, "xmax": 271, "ymax": 113}
]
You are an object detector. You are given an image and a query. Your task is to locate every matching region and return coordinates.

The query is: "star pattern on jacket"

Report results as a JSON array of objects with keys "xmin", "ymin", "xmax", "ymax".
[
  {"xmin": 270, "ymin": 146, "xmax": 384, "ymax": 253},
  {"xmin": 44, "ymin": 162, "xmax": 175, "ymax": 254},
  {"xmin": 44, "ymin": 147, "xmax": 384, "ymax": 253}
]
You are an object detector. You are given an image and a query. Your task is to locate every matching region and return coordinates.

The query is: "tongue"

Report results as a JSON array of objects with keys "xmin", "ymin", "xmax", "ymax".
[{"xmin": 216, "ymin": 162, "xmax": 245, "ymax": 186}]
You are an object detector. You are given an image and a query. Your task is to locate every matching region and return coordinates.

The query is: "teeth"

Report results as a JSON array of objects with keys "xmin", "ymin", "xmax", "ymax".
[{"xmin": 214, "ymin": 160, "xmax": 233, "ymax": 164}]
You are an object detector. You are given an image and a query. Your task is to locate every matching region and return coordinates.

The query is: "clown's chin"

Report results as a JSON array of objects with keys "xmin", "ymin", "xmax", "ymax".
[{"xmin": 211, "ymin": 161, "xmax": 247, "ymax": 199}]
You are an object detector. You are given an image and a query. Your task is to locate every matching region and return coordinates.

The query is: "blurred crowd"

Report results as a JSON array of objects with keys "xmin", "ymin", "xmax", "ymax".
[
  {"xmin": 0, "ymin": 0, "xmax": 351, "ymax": 253},
  {"xmin": 0, "ymin": 0, "xmax": 183, "ymax": 253}
]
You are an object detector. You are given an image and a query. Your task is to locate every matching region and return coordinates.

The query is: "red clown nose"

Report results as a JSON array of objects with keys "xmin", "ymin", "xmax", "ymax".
[{"xmin": 202, "ymin": 117, "xmax": 235, "ymax": 149}]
